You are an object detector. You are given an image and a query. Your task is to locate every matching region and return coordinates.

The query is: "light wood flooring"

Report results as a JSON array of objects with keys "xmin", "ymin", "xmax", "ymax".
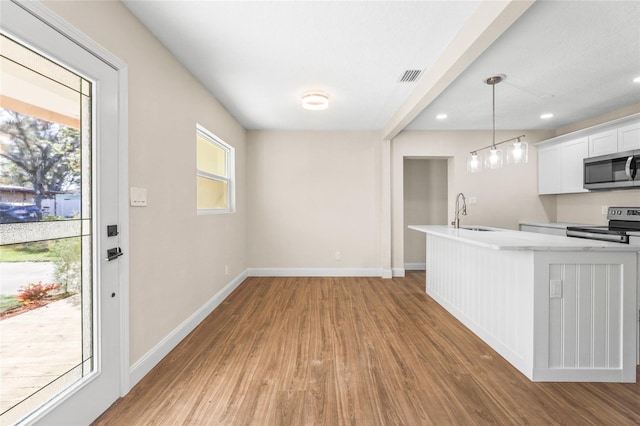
[{"xmin": 94, "ymin": 273, "xmax": 640, "ymax": 425}]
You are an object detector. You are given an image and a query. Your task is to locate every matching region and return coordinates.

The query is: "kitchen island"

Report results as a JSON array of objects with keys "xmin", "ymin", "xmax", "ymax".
[{"xmin": 409, "ymin": 225, "xmax": 638, "ymax": 382}]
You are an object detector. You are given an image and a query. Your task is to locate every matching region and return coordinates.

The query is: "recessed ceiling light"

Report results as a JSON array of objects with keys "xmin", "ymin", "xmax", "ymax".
[
  {"xmin": 540, "ymin": 113, "xmax": 554, "ymax": 119},
  {"xmin": 634, "ymin": 75, "xmax": 640, "ymax": 83},
  {"xmin": 302, "ymin": 92, "xmax": 329, "ymax": 110},
  {"xmin": 436, "ymin": 113, "xmax": 447, "ymax": 120}
]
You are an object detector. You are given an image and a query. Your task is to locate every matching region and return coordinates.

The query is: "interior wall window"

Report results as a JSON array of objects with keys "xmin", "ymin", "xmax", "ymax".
[{"xmin": 196, "ymin": 124, "xmax": 235, "ymax": 214}]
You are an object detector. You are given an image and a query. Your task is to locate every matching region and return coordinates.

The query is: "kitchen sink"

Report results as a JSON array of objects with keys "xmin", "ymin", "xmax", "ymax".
[{"xmin": 459, "ymin": 226, "xmax": 495, "ymax": 232}]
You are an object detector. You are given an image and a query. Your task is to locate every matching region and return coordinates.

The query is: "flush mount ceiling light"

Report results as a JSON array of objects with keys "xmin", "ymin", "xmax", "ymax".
[
  {"xmin": 634, "ymin": 75, "xmax": 640, "ymax": 83},
  {"xmin": 302, "ymin": 92, "xmax": 329, "ymax": 110},
  {"xmin": 540, "ymin": 113, "xmax": 554, "ymax": 119},
  {"xmin": 436, "ymin": 113, "xmax": 448, "ymax": 120},
  {"xmin": 466, "ymin": 74, "xmax": 527, "ymax": 173}
]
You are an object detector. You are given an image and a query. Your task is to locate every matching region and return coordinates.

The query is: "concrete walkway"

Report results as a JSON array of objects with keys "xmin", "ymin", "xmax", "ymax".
[
  {"xmin": 0, "ymin": 262, "xmax": 56, "ymax": 295},
  {"xmin": 0, "ymin": 295, "xmax": 81, "ymax": 423}
]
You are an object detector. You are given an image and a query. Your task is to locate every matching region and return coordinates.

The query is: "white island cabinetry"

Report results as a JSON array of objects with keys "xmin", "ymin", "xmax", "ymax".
[{"xmin": 409, "ymin": 225, "xmax": 638, "ymax": 383}]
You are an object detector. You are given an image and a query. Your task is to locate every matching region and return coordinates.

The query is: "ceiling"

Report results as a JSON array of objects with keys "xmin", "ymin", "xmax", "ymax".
[{"xmin": 123, "ymin": 1, "xmax": 640, "ymax": 134}]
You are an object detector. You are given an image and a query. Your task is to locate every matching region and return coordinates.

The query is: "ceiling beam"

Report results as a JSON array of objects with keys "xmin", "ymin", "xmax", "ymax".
[{"xmin": 382, "ymin": 0, "xmax": 535, "ymax": 140}]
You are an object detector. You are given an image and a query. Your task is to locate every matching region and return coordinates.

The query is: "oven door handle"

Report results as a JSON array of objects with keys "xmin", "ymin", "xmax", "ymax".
[{"xmin": 625, "ymin": 156, "xmax": 637, "ymax": 180}]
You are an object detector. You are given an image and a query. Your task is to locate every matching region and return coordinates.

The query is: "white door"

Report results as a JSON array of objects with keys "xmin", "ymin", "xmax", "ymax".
[{"xmin": 1, "ymin": 2, "xmax": 123, "ymax": 424}]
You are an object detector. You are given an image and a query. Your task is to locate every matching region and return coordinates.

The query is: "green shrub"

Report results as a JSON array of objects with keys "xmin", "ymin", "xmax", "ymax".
[{"xmin": 50, "ymin": 237, "xmax": 81, "ymax": 294}]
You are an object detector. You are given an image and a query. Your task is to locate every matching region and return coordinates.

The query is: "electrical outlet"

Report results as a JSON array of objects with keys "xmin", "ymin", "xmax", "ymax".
[
  {"xmin": 468, "ymin": 196, "xmax": 477, "ymax": 206},
  {"xmin": 550, "ymin": 279, "xmax": 562, "ymax": 299},
  {"xmin": 335, "ymin": 251, "xmax": 341, "ymax": 261},
  {"xmin": 601, "ymin": 205, "xmax": 608, "ymax": 215},
  {"xmin": 224, "ymin": 265, "xmax": 229, "ymax": 275}
]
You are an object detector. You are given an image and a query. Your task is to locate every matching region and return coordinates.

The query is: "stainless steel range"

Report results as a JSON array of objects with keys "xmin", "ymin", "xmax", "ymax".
[{"xmin": 566, "ymin": 207, "xmax": 640, "ymax": 244}]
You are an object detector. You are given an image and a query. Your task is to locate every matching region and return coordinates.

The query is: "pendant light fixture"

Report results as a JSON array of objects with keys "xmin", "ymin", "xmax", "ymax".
[{"xmin": 466, "ymin": 74, "xmax": 527, "ymax": 173}]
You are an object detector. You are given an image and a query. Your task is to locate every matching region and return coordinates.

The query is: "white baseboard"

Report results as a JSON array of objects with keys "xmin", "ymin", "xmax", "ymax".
[
  {"xmin": 128, "ymin": 270, "xmax": 248, "ymax": 388},
  {"xmin": 247, "ymin": 267, "xmax": 385, "ymax": 277},
  {"xmin": 404, "ymin": 263, "xmax": 426, "ymax": 271},
  {"xmin": 392, "ymin": 268, "xmax": 405, "ymax": 277}
]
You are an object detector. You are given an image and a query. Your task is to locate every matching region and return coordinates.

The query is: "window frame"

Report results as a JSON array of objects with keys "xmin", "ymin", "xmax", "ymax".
[{"xmin": 196, "ymin": 123, "xmax": 235, "ymax": 215}]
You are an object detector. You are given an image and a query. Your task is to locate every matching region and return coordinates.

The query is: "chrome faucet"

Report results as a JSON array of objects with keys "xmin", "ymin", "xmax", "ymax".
[{"xmin": 451, "ymin": 192, "xmax": 467, "ymax": 229}]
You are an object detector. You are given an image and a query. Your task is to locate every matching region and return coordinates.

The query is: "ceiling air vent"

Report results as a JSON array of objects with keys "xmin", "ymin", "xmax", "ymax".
[{"xmin": 398, "ymin": 69, "xmax": 424, "ymax": 83}]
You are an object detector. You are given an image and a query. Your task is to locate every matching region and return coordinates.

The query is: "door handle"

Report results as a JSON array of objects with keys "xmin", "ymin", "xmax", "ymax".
[
  {"xmin": 106, "ymin": 247, "xmax": 123, "ymax": 261},
  {"xmin": 625, "ymin": 156, "xmax": 636, "ymax": 180}
]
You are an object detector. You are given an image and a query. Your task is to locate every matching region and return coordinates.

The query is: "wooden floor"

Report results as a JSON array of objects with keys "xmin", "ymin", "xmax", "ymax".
[{"xmin": 94, "ymin": 273, "xmax": 640, "ymax": 425}]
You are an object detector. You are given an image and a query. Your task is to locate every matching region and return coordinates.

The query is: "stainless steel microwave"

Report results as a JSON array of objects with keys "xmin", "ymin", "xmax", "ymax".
[{"xmin": 583, "ymin": 149, "xmax": 639, "ymax": 190}]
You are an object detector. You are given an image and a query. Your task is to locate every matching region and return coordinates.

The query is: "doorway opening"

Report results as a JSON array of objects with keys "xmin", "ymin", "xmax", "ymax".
[{"xmin": 403, "ymin": 158, "xmax": 448, "ymax": 270}]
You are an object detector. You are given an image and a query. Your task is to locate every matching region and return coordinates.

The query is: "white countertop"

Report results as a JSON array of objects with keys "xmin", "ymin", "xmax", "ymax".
[{"xmin": 408, "ymin": 225, "xmax": 640, "ymax": 251}]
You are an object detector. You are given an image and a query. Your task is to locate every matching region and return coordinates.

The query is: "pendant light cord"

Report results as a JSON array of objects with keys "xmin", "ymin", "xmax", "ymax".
[{"xmin": 492, "ymin": 82, "xmax": 496, "ymax": 148}]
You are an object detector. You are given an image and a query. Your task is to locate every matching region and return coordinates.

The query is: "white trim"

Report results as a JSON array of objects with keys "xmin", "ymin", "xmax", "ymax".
[
  {"xmin": 404, "ymin": 263, "xmax": 426, "ymax": 271},
  {"xmin": 381, "ymin": 268, "xmax": 393, "ymax": 279},
  {"xmin": 532, "ymin": 368, "xmax": 629, "ymax": 383},
  {"xmin": 392, "ymin": 268, "xmax": 405, "ymax": 277},
  {"xmin": 11, "ymin": 1, "xmax": 127, "ymax": 70},
  {"xmin": 117, "ymin": 69, "xmax": 130, "ymax": 396},
  {"xmin": 248, "ymin": 268, "xmax": 385, "ymax": 278},
  {"xmin": 129, "ymin": 270, "xmax": 248, "ymax": 388}
]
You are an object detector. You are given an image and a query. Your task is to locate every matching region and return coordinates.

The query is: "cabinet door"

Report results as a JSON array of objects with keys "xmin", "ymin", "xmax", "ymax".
[
  {"xmin": 588, "ymin": 130, "xmax": 617, "ymax": 156},
  {"xmin": 538, "ymin": 146, "xmax": 562, "ymax": 194},
  {"xmin": 561, "ymin": 137, "xmax": 589, "ymax": 193},
  {"xmin": 617, "ymin": 121, "xmax": 640, "ymax": 151}
]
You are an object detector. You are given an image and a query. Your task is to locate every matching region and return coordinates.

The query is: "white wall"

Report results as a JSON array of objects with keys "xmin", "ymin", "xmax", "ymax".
[
  {"xmin": 555, "ymin": 190, "xmax": 640, "ymax": 225},
  {"xmin": 247, "ymin": 131, "xmax": 381, "ymax": 273},
  {"xmin": 403, "ymin": 159, "xmax": 448, "ymax": 266},
  {"xmin": 391, "ymin": 130, "xmax": 557, "ymax": 271},
  {"xmin": 44, "ymin": 1, "xmax": 248, "ymax": 365}
]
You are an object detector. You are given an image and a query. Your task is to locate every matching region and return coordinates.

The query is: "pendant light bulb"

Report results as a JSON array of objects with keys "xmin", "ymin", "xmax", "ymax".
[
  {"xmin": 512, "ymin": 142, "xmax": 522, "ymax": 161},
  {"xmin": 507, "ymin": 138, "xmax": 528, "ymax": 165},
  {"xmin": 470, "ymin": 153, "xmax": 479, "ymax": 169},
  {"xmin": 467, "ymin": 152, "xmax": 482, "ymax": 173},
  {"xmin": 490, "ymin": 148, "xmax": 499, "ymax": 164},
  {"xmin": 485, "ymin": 146, "xmax": 503, "ymax": 169}
]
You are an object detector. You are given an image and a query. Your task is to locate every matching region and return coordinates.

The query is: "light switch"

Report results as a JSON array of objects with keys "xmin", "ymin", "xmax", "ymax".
[{"xmin": 130, "ymin": 187, "xmax": 147, "ymax": 207}]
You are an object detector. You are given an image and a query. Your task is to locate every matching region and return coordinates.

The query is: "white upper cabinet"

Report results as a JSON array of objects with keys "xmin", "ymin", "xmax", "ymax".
[
  {"xmin": 537, "ymin": 138, "xmax": 589, "ymax": 195},
  {"xmin": 588, "ymin": 130, "xmax": 617, "ymax": 156},
  {"xmin": 538, "ymin": 145, "xmax": 562, "ymax": 194},
  {"xmin": 617, "ymin": 121, "xmax": 640, "ymax": 151},
  {"xmin": 560, "ymin": 137, "xmax": 589, "ymax": 193},
  {"xmin": 535, "ymin": 114, "xmax": 639, "ymax": 195}
]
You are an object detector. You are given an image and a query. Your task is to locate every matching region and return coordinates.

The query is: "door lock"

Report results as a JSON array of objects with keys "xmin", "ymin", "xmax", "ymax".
[{"xmin": 107, "ymin": 225, "xmax": 119, "ymax": 237}]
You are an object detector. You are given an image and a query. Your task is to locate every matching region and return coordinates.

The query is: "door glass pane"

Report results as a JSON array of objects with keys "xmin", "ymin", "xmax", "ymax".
[{"xmin": 0, "ymin": 34, "xmax": 94, "ymax": 424}]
